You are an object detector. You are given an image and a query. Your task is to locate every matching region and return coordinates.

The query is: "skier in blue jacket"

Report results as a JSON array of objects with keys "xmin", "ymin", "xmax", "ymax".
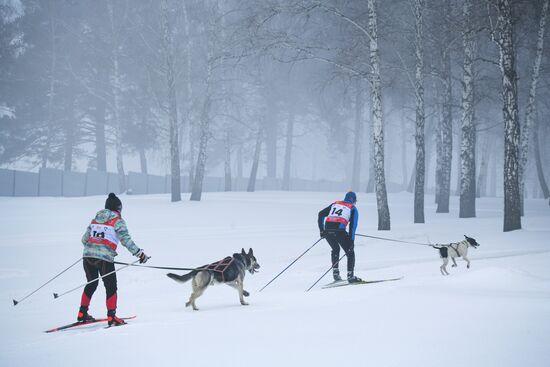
[{"xmin": 318, "ymin": 191, "xmax": 362, "ymax": 283}]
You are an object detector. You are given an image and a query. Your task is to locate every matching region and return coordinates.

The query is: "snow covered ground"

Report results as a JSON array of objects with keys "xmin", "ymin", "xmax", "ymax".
[{"xmin": 1, "ymin": 191, "xmax": 549, "ymax": 367}]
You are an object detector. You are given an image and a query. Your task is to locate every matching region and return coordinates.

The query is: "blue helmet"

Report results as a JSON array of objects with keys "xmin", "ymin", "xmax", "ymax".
[{"xmin": 344, "ymin": 191, "xmax": 357, "ymax": 204}]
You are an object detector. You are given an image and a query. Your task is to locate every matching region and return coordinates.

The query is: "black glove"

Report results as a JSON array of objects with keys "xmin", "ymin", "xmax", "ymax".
[
  {"xmin": 135, "ymin": 249, "xmax": 150, "ymax": 264},
  {"xmin": 320, "ymin": 230, "xmax": 327, "ymax": 238}
]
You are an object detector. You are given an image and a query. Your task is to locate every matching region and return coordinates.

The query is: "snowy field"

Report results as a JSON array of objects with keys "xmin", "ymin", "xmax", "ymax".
[{"xmin": 1, "ymin": 191, "xmax": 549, "ymax": 367}]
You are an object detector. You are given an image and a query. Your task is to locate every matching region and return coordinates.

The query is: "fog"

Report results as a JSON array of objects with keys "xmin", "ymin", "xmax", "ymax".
[{"xmin": 1, "ymin": 0, "xmax": 549, "ymax": 230}]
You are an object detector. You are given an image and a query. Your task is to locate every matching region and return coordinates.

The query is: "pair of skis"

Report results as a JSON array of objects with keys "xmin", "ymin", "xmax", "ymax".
[
  {"xmin": 45, "ymin": 316, "xmax": 136, "ymax": 333},
  {"xmin": 321, "ymin": 277, "xmax": 403, "ymax": 289}
]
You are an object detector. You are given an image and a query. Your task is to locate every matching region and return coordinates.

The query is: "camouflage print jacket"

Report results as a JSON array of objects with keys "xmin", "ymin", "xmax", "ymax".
[{"xmin": 81, "ymin": 209, "xmax": 140, "ymax": 263}]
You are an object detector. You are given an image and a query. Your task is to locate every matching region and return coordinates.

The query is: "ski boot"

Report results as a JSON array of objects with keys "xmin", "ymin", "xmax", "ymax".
[
  {"xmin": 107, "ymin": 311, "xmax": 127, "ymax": 326},
  {"xmin": 333, "ymin": 269, "xmax": 342, "ymax": 282},
  {"xmin": 347, "ymin": 272, "xmax": 363, "ymax": 283},
  {"xmin": 77, "ymin": 306, "xmax": 95, "ymax": 323}
]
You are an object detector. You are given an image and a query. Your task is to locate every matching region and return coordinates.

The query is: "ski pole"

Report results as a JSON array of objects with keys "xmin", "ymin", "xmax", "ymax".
[
  {"xmin": 52, "ymin": 259, "xmax": 141, "ymax": 300},
  {"xmin": 305, "ymin": 253, "xmax": 347, "ymax": 292},
  {"xmin": 259, "ymin": 237, "xmax": 323, "ymax": 292},
  {"xmin": 13, "ymin": 257, "xmax": 82, "ymax": 306}
]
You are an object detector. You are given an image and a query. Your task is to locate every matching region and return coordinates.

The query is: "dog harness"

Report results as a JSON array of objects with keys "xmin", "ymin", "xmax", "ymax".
[
  {"xmin": 325, "ymin": 201, "xmax": 354, "ymax": 226},
  {"xmin": 437, "ymin": 240, "xmax": 468, "ymax": 258},
  {"xmin": 200, "ymin": 256, "xmax": 235, "ymax": 282}
]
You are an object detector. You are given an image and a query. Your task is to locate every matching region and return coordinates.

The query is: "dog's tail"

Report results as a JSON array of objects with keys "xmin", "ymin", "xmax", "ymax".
[
  {"xmin": 431, "ymin": 245, "xmax": 443, "ymax": 250},
  {"xmin": 167, "ymin": 270, "xmax": 197, "ymax": 283}
]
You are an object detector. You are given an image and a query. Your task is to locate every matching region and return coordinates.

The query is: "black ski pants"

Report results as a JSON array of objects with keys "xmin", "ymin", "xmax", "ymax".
[
  {"xmin": 80, "ymin": 257, "xmax": 117, "ymax": 312},
  {"xmin": 325, "ymin": 231, "xmax": 355, "ymax": 273}
]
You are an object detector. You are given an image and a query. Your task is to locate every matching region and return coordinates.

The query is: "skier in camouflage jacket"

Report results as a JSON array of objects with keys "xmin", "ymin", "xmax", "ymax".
[{"xmin": 77, "ymin": 193, "xmax": 149, "ymax": 326}]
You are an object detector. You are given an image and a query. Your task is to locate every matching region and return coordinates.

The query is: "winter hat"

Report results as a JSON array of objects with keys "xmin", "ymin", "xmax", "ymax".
[
  {"xmin": 344, "ymin": 191, "xmax": 357, "ymax": 204},
  {"xmin": 105, "ymin": 193, "xmax": 122, "ymax": 212}
]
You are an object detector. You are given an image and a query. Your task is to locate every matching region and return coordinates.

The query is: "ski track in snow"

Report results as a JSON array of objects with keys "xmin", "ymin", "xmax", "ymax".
[{"xmin": 1, "ymin": 192, "xmax": 549, "ymax": 367}]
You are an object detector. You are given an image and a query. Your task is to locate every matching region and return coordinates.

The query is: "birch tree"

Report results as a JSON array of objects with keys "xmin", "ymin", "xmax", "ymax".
[
  {"xmin": 41, "ymin": 0, "xmax": 58, "ymax": 169},
  {"xmin": 247, "ymin": 127, "xmax": 263, "ymax": 192},
  {"xmin": 435, "ymin": 0, "xmax": 454, "ymax": 213},
  {"xmin": 161, "ymin": 0, "xmax": 181, "ymax": 202},
  {"xmin": 491, "ymin": 0, "xmax": 521, "ymax": 231},
  {"xmin": 107, "ymin": 2, "xmax": 126, "ymax": 193},
  {"xmin": 368, "ymin": 0, "xmax": 391, "ymax": 230},
  {"xmin": 519, "ymin": 0, "xmax": 549, "ymax": 213},
  {"xmin": 413, "ymin": 0, "xmax": 426, "ymax": 223},
  {"xmin": 351, "ymin": 82, "xmax": 365, "ymax": 192},
  {"xmin": 459, "ymin": 0, "xmax": 476, "ymax": 218},
  {"xmin": 282, "ymin": 109, "xmax": 295, "ymax": 191}
]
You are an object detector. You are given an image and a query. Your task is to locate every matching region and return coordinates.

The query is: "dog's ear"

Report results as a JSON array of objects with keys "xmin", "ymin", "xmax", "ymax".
[
  {"xmin": 248, "ymin": 248, "xmax": 253, "ymax": 256},
  {"xmin": 241, "ymin": 248, "xmax": 246, "ymax": 255}
]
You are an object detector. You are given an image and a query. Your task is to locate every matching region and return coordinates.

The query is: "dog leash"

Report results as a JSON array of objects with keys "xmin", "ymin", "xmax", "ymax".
[
  {"xmin": 355, "ymin": 233, "xmax": 432, "ymax": 246},
  {"xmin": 113, "ymin": 261, "xmax": 199, "ymax": 271}
]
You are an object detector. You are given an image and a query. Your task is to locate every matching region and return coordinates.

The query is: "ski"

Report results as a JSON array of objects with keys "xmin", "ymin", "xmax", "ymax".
[
  {"xmin": 322, "ymin": 277, "xmax": 403, "ymax": 289},
  {"xmin": 45, "ymin": 316, "xmax": 136, "ymax": 333}
]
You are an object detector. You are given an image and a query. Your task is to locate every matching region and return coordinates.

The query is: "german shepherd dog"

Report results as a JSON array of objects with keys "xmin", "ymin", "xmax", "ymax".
[
  {"xmin": 432, "ymin": 235, "xmax": 480, "ymax": 275},
  {"xmin": 167, "ymin": 248, "xmax": 260, "ymax": 310}
]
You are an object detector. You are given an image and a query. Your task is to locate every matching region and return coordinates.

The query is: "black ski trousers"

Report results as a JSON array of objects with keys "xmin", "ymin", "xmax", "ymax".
[
  {"xmin": 81, "ymin": 257, "xmax": 117, "ymax": 311},
  {"xmin": 325, "ymin": 231, "xmax": 355, "ymax": 273}
]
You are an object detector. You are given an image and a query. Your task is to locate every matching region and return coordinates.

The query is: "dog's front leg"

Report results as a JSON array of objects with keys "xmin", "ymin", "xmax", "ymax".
[
  {"xmin": 463, "ymin": 255, "xmax": 471, "ymax": 269},
  {"xmin": 451, "ymin": 257, "xmax": 457, "ymax": 267},
  {"xmin": 237, "ymin": 278, "xmax": 249, "ymax": 306},
  {"xmin": 227, "ymin": 281, "xmax": 250, "ymax": 297},
  {"xmin": 441, "ymin": 258, "xmax": 449, "ymax": 275}
]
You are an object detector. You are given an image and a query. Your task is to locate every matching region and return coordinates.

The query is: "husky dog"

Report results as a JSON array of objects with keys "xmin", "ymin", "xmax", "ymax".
[
  {"xmin": 167, "ymin": 248, "xmax": 260, "ymax": 310},
  {"xmin": 432, "ymin": 235, "xmax": 480, "ymax": 275}
]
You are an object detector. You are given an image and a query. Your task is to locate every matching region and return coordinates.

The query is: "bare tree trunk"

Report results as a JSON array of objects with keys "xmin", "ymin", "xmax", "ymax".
[
  {"xmin": 188, "ymin": 120, "xmax": 196, "ymax": 191},
  {"xmin": 265, "ymin": 101, "xmax": 277, "ymax": 179},
  {"xmin": 519, "ymin": 0, "xmax": 548, "ymax": 214},
  {"xmin": 437, "ymin": 3, "xmax": 453, "ymax": 212},
  {"xmin": 162, "ymin": 0, "xmax": 181, "ymax": 202},
  {"xmin": 351, "ymin": 84, "xmax": 364, "ymax": 191},
  {"xmin": 63, "ymin": 95, "xmax": 76, "ymax": 172},
  {"xmin": 247, "ymin": 128, "xmax": 263, "ymax": 192},
  {"xmin": 494, "ymin": 0, "xmax": 521, "ymax": 231},
  {"xmin": 413, "ymin": 0, "xmax": 425, "ymax": 224},
  {"xmin": 282, "ymin": 110, "xmax": 295, "ymax": 191},
  {"xmin": 108, "ymin": 2, "xmax": 126, "ymax": 193},
  {"xmin": 408, "ymin": 161, "xmax": 416, "ymax": 193},
  {"xmin": 459, "ymin": 0, "xmax": 476, "ymax": 218},
  {"xmin": 401, "ymin": 116, "xmax": 408, "ymax": 189},
  {"xmin": 476, "ymin": 136, "xmax": 492, "ymax": 198},
  {"xmin": 366, "ymin": 116, "xmax": 375, "ymax": 193},
  {"xmin": 224, "ymin": 127, "xmax": 232, "ymax": 192},
  {"xmin": 190, "ymin": 96, "xmax": 211, "ymax": 201},
  {"xmin": 237, "ymin": 145, "xmax": 243, "ymax": 179},
  {"xmin": 42, "ymin": 0, "xmax": 57, "ymax": 169},
  {"xmin": 489, "ymin": 144, "xmax": 497, "ymax": 197},
  {"xmin": 434, "ymin": 81, "xmax": 442, "ymax": 204},
  {"xmin": 181, "ymin": 0, "xmax": 194, "ymax": 192},
  {"xmin": 368, "ymin": 0, "xmax": 390, "ymax": 230},
  {"xmin": 534, "ymin": 116, "xmax": 550, "ymax": 198},
  {"xmin": 94, "ymin": 95, "xmax": 107, "ymax": 171}
]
